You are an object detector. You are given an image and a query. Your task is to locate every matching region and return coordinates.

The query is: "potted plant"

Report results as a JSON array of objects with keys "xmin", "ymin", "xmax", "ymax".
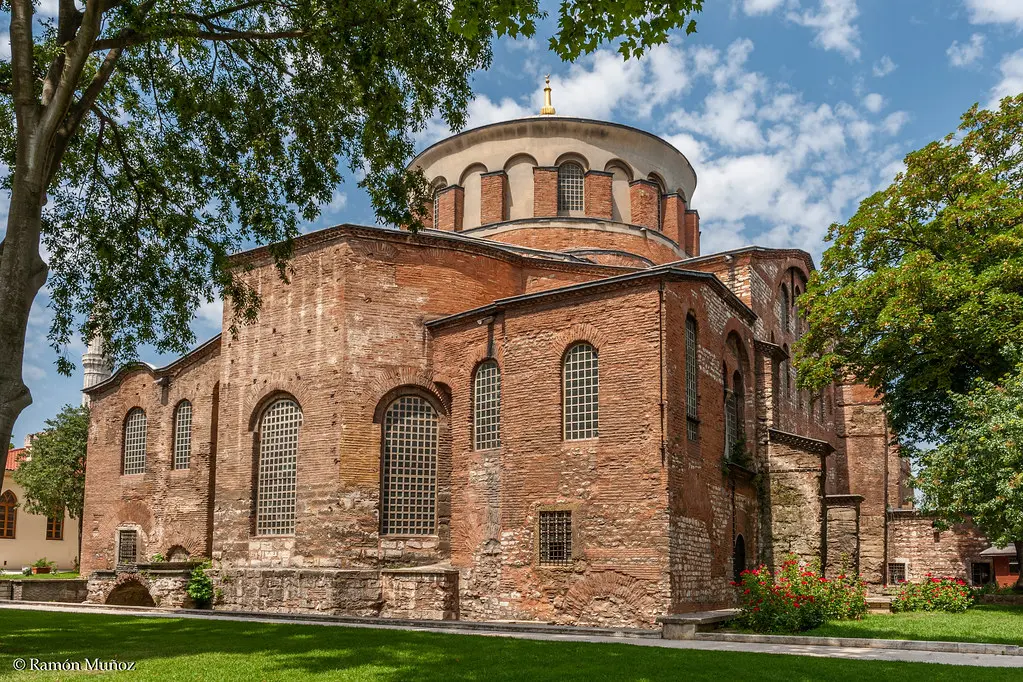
[{"xmin": 31, "ymin": 558, "xmax": 56, "ymax": 575}]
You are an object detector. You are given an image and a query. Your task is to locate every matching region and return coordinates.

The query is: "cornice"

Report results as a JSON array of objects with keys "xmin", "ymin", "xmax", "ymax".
[{"xmin": 768, "ymin": 428, "xmax": 835, "ymax": 455}]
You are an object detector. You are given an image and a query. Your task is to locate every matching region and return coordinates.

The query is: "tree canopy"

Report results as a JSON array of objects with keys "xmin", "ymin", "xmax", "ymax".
[
  {"xmin": 0, "ymin": 0, "xmax": 706, "ymax": 492},
  {"xmin": 796, "ymin": 94, "xmax": 1023, "ymax": 443},
  {"xmin": 912, "ymin": 351, "xmax": 1023, "ymax": 589},
  {"xmin": 12, "ymin": 404, "xmax": 89, "ymax": 520}
]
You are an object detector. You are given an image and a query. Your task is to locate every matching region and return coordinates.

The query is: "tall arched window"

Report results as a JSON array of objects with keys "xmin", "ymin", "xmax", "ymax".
[
  {"xmin": 780, "ymin": 286, "xmax": 790, "ymax": 332},
  {"xmin": 256, "ymin": 398, "xmax": 303, "ymax": 535},
  {"xmin": 382, "ymin": 395, "xmax": 438, "ymax": 535},
  {"xmin": 173, "ymin": 400, "xmax": 193, "ymax": 470},
  {"xmin": 122, "ymin": 408, "xmax": 147, "ymax": 475},
  {"xmin": 685, "ymin": 316, "xmax": 699, "ymax": 441},
  {"xmin": 733, "ymin": 371, "xmax": 746, "ymax": 441},
  {"xmin": 563, "ymin": 343, "xmax": 599, "ymax": 440},
  {"xmin": 558, "ymin": 162, "xmax": 584, "ymax": 212},
  {"xmin": 724, "ymin": 365, "xmax": 737, "ymax": 457},
  {"xmin": 474, "ymin": 361, "xmax": 501, "ymax": 450},
  {"xmin": 432, "ymin": 189, "xmax": 440, "ymax": 228},
  {"xmin": 0, "ymin": 490, "xmax": 16, "ymax": 539}
]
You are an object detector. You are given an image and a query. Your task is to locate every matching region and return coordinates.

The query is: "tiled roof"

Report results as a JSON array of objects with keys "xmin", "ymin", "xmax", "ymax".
[{"xmin": 5, "ymin": 447, "xmax": 25, "ymax": 471}]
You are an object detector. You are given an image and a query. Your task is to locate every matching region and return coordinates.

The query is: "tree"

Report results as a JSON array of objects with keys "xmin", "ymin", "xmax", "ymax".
[
  {"xmin": 11, "ymin": 404, "xmax": 89, "ymax": 566},
  {"xmin": 912, "ymin": 351, "xmax": 1023, "ymax": 590},
  {"xmin": 0, "ymin": 1, "xmax": 706, "ymax": 493},
  {"xmin": 796, "ymin": 94, "xmax": 1023, "ymax": 443}
]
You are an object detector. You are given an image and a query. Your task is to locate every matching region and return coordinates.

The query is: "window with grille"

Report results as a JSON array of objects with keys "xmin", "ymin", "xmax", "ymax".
[
  {"xmin": 887, "ymin": 561, "xmax": 906, "ymax": 584},
  {"xmin": 0, "ymin": 490, "xmax": 16, "ymax": 539},
  {"xmin": 563, "ymin": 343, "xmax": 598, "ymax": 440},
  {"xmin": 724, "ymin": 391, "xmax": 737, "ymax": 456},
  {"xmin": 433, "ymin": 190, "xmax": 440, "ymax": 227},
  {"xmin": 474, "ymin": 361, "xmax": 501, "ymax": 450},
  {"xmin": 118, "ymin": 529, "xmax": 138, "ymax": 565},
  {"xmin": 734, "ymin": 372, "xmax": 746, "ymax": 441},
  {"xmin": 780, "ymin": 286, "xmax": 790, "ymax": 332},
  {"xmin": 538, "ymin": 510, "xmax": 572, "ymax": 566},
  {"xmin": 685, "ymin": 316, "xmax": 699, "ymax": 441},
  {"xmin": 971, "ymin": 561, "xmax": 992, "ymax": 586},
  {"xmin": 46, "ymin": 515, "xmax": 63, "ymax": 540},
  {"xmin": 122, "ymin": 408, "xmax": 147, "ymax": 475},
  {"xmin": 558, "ymin": 163, "xmax": 584, "ymax": 212},
  {"xmin": 256, "ymin": 398, "xmax": 303, "ymax": 535},
  {"xmin": 173, "ymin": 400, "xmax": 193, "ymax": 470},
  {"xmin": 381, "ymin": 395, "xmax": 438, "ymax": 535}
]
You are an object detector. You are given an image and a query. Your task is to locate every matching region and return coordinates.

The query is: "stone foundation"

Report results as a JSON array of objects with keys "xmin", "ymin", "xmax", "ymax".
[
  {"xmin": 0, "ymin": 579, "xmax": 88, "ymax": 603},
  {"xmin": 87, "ymin": 564, "xmax": 197, "ymax": 608}
]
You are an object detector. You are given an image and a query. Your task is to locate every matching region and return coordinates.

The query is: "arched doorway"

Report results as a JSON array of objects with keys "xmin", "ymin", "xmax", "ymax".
[{"xmin": 105, "ymin": 579, "xmax": 156, "ymax": 607}]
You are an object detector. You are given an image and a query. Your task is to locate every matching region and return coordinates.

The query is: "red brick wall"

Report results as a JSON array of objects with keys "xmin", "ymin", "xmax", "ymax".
[
  {"xmin": 82, "ymin": 347, "xmax": 221, "ymax": 574},
  {"xmin": 485, "ymin": 226, "xmax": 681, "ymax": 265},
  {"xmin": 684, "ymin": 210, "xmax": 701, "ymax": 257},
  {"xmin": 662, "ymin": 194, "xmax": 686, "ymax": 252},
  {"xmin": 436, "ymin": 186, "xmax": 464, "ymax": 231},
  {"xmin": 630, "ymin": 180, "xmax": 660, "ymax": 231},
  {"xmin": 480, "ymin": 171, "xmax": 507, "ymax": 226},
  {"xmin": 533, "ymin": 167, "xmax": 558, "ymax": 217},
  {"xmin": 584, "ymin": 171, "xmax": 613, "ymax": 220}
]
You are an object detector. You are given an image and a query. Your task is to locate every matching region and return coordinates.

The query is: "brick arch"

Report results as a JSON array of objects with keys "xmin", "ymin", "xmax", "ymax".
[
  {"xmin": 116, "ymin": 501, "xmax": 154, "ymax": 535},
  {"xmin": 549, "ymin": 324, "xmax": 610, "ymax": 357},
  {"xmin": 554, "ymin": 151, "xmax": 589, "ymax": 172},
  {"xmin": 769, "ymin": 260, "xmax": 811, "ymax": 293},
  {"xmin": 369, "ymin": 368, "xmax": 451, "ymax": 423},
  {"xmin": 104, "ymin": 574, "xmax": 156, "ymax": 607},
  {"xmin": 722, "ymin": 321, "xmax": 755, "ymax": 376},
  {"xmin": 163, "ymin": 531, "xmax": 206, "ymax": 559},
  {"xmin": 562, "ymin": 571, "xmax": 658, "ymax": 626},
  {"xmin": 240, "ymin": 378, "xmax": 313, "ymax": 432}
]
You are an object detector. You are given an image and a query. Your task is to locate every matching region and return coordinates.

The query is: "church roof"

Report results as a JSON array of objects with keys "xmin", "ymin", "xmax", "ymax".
[
  {"xmin": 5, "ymin": 447, "xmax": 25, "ymax": 472},
  {"xmin": 82, "ymin": 334, "xmax": 222, "ymax": 396}
]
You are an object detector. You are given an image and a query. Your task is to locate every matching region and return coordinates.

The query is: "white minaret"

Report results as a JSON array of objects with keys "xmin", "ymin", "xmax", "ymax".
[{"xmin": 82, "ymin": 333, "xmax": 112, "ymax": 407}]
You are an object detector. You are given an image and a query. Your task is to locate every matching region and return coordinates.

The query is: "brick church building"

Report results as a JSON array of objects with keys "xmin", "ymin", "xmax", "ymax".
[{"xmin": 79, "ymin": 82, "xmax": 993, "ymax": 626}]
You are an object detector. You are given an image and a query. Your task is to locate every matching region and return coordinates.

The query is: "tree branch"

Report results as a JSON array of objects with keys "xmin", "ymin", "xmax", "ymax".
[
  {"xmin": 93, "ymin": 27, "xmax": 307, "ymax": 52},
  {"xmin": 9, "ymin": 0, "xmax": 37, "ymax": 108}
]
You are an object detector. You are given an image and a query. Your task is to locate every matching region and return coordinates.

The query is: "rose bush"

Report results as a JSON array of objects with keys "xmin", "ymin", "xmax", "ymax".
[
  {"xmin": 890, "ymin": 574, "xmax": 973, "ymax": 613},
  {"xmin": 733, "ymin": 557, "xmax": 867, "ymax": 633}
]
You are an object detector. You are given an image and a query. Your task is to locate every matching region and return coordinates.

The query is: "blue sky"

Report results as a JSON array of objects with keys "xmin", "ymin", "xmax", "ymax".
[{"xmin": 7, "ymin": 0, "xmax": 1023, "ymax": 445}]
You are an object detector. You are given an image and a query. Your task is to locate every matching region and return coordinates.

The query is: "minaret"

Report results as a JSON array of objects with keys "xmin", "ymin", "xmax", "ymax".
[
  {"xmin": 82, "ymin": 333, "xmax": 112, "ymax": 407},
  {"xmin": 540, "ymin": 75, "xmax": 556, "ymax": 115}
]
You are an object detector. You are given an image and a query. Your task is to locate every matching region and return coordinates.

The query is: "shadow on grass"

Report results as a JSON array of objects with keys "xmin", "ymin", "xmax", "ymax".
[
  {"xmin": 1, "ymin": 609, "xmax": 1021, "ymax": 681},
  {"xmin": 805, "ymin": 605, "xmax": 1023, "ymax": 646}
]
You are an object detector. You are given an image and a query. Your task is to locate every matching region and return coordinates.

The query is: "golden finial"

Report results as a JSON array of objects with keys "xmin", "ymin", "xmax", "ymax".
[{"xmin": 540, "ymin": 74, "xmax": 556, "ymax": 116}]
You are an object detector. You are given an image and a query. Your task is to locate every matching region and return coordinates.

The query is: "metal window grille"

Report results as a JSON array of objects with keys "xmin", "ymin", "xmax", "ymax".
[
  {"xmin": 780, "ymin": 287, "xmax": 790, "ymax": 331},
  {"xmin": 724, "ymin": 391, "xmax": 737, "ymax": 456},
  {"xmin": 256, "ymin": 399, "xmax": 302, "ymax": 535},
  {"xmin": 0, "ymin": 491, "xmax": 16, "ymax": 538},
  {"xmin": 971, "ymin": 562, "xmax": 992, "ymax": 586},
  {"xmin": 381, "ymin": 396, "xmax": 438, "ymax": 535},
  {"xmin": 173, "ymin": 401, "xmax": 193, "ymax": 470},
  {"xmin": 46, "ymin": 515, "xmax": 63, "ymax": 540},
  {"xmin": 474, "ymin": 361, "xmax": 501, "ymax": 450},
  {"xmin": 118, "ymin": 529, "xmax": 138, "ymax": 565},
  {"xmin": 563, "ymin": 343, "xmax": 598, "ymax": 440},
  {"xmin": 558, "ymin": 163, "xmax": 584, "ymax": 212},
  {"xmin": 887, "ymin": 562, "xmax": 906, "ymax": 584},
  {"xmin": 433, "ymin": 190, "xmax": 440, "ymax": 227},
  {"xmin": 539, "ymin": 510, "xmax": 572, "ymax": 566},
  {"xmin": 122, "ymin": 409, "xmax": 147, "ymax": 475},
  {"xmin": 685, "ymin": 316, "xmax": 699, "ymax": 441}
]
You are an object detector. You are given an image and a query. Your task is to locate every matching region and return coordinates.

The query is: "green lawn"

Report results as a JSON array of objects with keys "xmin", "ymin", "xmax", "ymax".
[
  {"xmin": 805, "ymin": 605, "xmax": 1023, "ymax": 646},
  {"xmin": 0, "ymin": 609, "xmax": 1019, "ymax": 681},
  {"xmin": 0, "ymin": 572, "xmax": 80, "ymax": 580}
]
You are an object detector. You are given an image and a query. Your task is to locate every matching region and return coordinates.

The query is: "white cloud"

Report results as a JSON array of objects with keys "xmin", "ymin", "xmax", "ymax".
[
  {"xmin": 964, "ymin": 0, "xmax": 1023, "ymax": 28},
  {"xmin": 0, "ymin": 33, "xmax": 9, "ymax": 61},
  {"xmin": 787, "ymin": 0, "xmax": 861, "ymax": 60},
  {"xmin": 193, "ymin": 298, "xmax": 223, "ymax": 333},
  {"xmin": 947, "ymin": 33, "xmax": 985, "ymax": 67},
  {"xmin": 881, "ymin": 111, "xmax": 910, "ymax": 135},
  {"xmin": 989, "ymin": 48, "xmax": 1023, "ymax": 108},
  {"xmin": 740, "ymin": 0, "xmax": 789, "ymax": 15},
  {"xmin": 863, "ymin": 93, "xmax": 884, "ymax": 113},
  {"xmin": 872, "ymin": 55, "xmax": 897, "ymax": 77}
]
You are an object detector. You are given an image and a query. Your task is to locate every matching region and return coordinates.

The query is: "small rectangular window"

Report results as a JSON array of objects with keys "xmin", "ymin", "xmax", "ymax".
[
  {"xmin": 46, "ymin": 516, "xmax": 63, "ymax": 541},
  {"xmin": 971, "ymin": 561, "xmax": 992, "ymax": 586},
  {"xmin": 1010, "ymin": 558, "xmax": 1020, "ymax": 575},
  {"xmin": 887, "ymin": 561, "xmax": 906, "ymax": 584},
  {"xmin": 538, "ymin": 510, "xmax": 572, "ymax": 566},
  {"xmin": 118, "ymin": 529, "xmax": 138, "ymax": 565}
]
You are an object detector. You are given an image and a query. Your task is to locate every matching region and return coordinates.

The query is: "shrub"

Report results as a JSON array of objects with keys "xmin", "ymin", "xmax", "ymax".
[
  {"xmin": 733, "ymin": 556, "xmax": 867, "ymax": 633},
  {"xmin": 186, "ymin": 561, "xmax": 214, "ymax": 608},
  {"xmin": 890, "ymin": 574, "xmax": 973, "ymax": 613}
]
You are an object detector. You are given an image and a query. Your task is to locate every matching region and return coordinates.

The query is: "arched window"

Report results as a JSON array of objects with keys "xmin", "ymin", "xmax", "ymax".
[
  {"xmin": 685, "ymin": 316, "xmax": 699, "ymax": 440},
  {"xmin": 433, "ymin": 189, "xmax": 440, "ymax": 228},
  {"xmin": 780, "ymin": 286, "xmax": 790, "ymax": 332},
  {"xmin": 122, "ymin": 408, "xmax": 147, "ymax": 475},
  {"xmin": 381, "ymin": 395, "xmax": 438, "ymax": 535},
  {"xmin": 0, "ymin": 490, "xmax": 16, "ymax": 539},
  {"xmin": 731, "ymin": 370, "xmax": 746, "ymax": 456},
  {"xmin": 474, "ymin": 360, "xmax": 501, "ymax": 450},
  {"xmin": 733, "ymin": 534, "xmax": 747, "ymax": 581},
  {"xmin": 256, "ymin": 398, "xmax": 303, "ymax": 535},
  {"xmin": 563, "ymin": 343, "xmax": 599, "ymax": 440},
  {"xmin": 558, "ymin": 162, "xmax": 584, "ymax": 212},
  {"xmin": 173, "ymin": 400, "xmax": 192, "ymax": 470},
  {"xmin": 724, "ymin": 365, "xmax": 737, "ymax": 457}
]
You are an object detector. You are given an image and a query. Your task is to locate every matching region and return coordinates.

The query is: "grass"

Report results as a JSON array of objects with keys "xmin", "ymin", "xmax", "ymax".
[
  {"xmin": 805, "ymin": 604, "xmax": 1023, "ymax": 646},
  {"xmin": 0, "ymin": 609, "xmax": 1019, "ymax": 681},
  {"xmin": 0, "ymin": 572, "xmax": 81, "ymax": 580}
]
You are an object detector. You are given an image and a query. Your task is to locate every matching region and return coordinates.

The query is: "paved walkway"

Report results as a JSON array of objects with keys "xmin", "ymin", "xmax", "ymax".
[{"xmin": 2, "ymin": 602, "xmax": 1021, "ymax": 669}]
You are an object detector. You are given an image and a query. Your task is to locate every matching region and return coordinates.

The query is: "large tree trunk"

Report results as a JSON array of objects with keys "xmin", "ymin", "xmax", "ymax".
[{"xmin": 1015, "ymin": 540, "xmax": 1023, "ymax": 592}]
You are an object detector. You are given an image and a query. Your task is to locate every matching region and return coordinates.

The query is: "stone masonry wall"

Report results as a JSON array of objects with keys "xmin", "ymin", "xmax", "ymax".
[{"xmin": 887, "ymin": 512, "xmax": 989, "ymax": 583}]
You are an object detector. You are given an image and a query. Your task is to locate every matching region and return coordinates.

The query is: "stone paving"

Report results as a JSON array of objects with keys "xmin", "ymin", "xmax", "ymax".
[{"xmin": 1, "ymin": 602, "xmax": 1020, "ymax": 669}]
